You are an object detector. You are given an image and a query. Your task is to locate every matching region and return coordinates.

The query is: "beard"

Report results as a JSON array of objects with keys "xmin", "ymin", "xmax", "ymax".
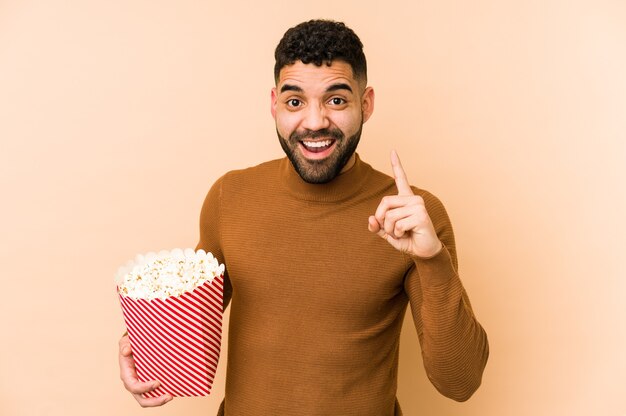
[{"xmin": 277, "ymin": 124, "xmax": 363, "ymax": 184}]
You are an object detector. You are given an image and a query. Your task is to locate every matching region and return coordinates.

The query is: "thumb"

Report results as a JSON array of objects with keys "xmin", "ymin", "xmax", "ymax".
[
  {"xmin": 367, "ymin": 216, "xmax": 380, "ymax": 233},
  {"xmin": 120, "ymin": 336, "xmax": 132, "ymax": 356}
]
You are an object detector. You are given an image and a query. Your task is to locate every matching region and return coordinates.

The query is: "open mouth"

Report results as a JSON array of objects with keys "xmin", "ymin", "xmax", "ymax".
[{"xmin": 300, "ymin": 139, "xmax": 336, "ymax": 154}]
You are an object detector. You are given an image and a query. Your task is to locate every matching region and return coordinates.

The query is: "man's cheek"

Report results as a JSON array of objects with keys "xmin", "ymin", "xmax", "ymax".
[{"xmin": 277, "ymin": 121, "xmax": 296, "ymax": 139}]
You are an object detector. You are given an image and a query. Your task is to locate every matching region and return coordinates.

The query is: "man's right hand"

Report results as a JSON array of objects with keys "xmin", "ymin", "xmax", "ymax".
[{"xmin": 119, "ymin": 335, "xmax": 173, "ymax": 407}]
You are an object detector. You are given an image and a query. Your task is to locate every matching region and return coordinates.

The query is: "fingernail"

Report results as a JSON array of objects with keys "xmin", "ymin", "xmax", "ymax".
[{"xmin": 152, "ymin": 381, "xmax": 160, "ymax": 389}]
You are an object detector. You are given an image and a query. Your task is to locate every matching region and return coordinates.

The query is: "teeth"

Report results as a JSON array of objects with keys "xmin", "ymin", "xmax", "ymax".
[{"xmin": 302, "ymin": 140, "xmax": 332, "ymax": 148}]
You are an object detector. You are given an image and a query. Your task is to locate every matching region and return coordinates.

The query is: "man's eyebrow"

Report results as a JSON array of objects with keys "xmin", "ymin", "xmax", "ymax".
[
  {"xmin": 280, "ymin": 84, "xmax": 303, "ymax": 93},
  {"xmin": 326, "ymin": 83, "xmax": 353, "ymax": 93}
]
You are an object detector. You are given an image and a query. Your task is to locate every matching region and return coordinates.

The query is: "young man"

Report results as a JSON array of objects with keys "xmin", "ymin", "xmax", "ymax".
[{"xmin": 119, "ymin": 19, "xmax": 489, "ymax": 415}]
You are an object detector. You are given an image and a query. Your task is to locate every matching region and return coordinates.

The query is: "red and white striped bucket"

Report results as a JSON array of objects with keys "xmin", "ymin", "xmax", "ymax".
[{"xmin": 118, "ymin": 274, "xmax": 223, "ymax": 397}]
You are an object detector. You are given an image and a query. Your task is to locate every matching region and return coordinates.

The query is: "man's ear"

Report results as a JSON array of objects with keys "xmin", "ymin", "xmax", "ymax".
[
  {"xmin": 361, "ymin": 86, "xmax": 375, "ymax": 123},
  {"xmin": 271, "ymin": 87, "xmax": 277, "ymax": 119}
]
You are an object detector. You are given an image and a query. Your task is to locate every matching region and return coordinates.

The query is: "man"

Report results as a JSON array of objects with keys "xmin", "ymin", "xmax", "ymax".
[{"xmin": 119, "ymin": 19, "xmax": 488, "ymax": 415}]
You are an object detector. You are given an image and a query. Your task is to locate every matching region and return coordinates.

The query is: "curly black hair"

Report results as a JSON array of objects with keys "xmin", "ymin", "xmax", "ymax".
[{"xmin": 274, "ymin": 19, "xmax": 367, "ymax": 84}]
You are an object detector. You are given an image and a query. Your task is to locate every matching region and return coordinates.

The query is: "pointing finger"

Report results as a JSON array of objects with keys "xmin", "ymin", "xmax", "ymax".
[{"xmin": 391, "ymin": 150, "xmax": 413, "ymax": 196}]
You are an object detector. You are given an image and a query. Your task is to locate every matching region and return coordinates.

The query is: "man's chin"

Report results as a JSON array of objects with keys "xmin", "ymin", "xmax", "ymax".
[
  {"xmin": 288, "ymin": 142, "xmax": 360, "ymax": 183},
  {"xmin": 292, "ymin": 158, "xmax": 339, "ymax": 184}
]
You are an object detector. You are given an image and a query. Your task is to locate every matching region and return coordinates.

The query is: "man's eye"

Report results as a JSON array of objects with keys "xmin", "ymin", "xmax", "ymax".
[
  {"xmin": 287, "ymin": 99, "xmax": 302, "ymax": 107},
  {"xmin": 329, "ymin": 97, "xmax": 346, "ymax": 105}
]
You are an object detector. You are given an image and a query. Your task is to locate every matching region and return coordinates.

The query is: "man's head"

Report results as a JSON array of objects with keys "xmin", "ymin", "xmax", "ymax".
[{"xmin": 271, "ymin": 20, "xmax": 374, "ymax": 184}]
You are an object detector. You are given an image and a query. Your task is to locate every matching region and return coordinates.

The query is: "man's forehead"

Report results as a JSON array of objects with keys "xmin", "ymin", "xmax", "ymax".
[{"xmin": 276, "ymin": 60, "xmax": 359, "ymax": 90}]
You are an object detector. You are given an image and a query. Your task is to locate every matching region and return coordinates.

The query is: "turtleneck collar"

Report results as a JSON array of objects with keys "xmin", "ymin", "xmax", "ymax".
[{"xmin": 280, "ymin": 153, "xmax": 371, "ymax": 203}]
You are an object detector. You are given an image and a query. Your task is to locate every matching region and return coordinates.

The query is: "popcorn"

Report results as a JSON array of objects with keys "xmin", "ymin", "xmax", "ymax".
[
  {"xmin": 116, "ymin": 248, "xmax": 225, "ymax": 397},
  {"xmin": 116, "ymin": 248, "xmax": 225, "ymax": 300}
]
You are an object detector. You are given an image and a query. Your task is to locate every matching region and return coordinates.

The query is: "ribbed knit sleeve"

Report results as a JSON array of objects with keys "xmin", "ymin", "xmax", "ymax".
[
  {"xmin": 196, "ymin": 174, "xmax": 232, "ymax": 311},
  {"xmin": 404, "ymin": 190, "xmax": 489, "ymax": 401}
]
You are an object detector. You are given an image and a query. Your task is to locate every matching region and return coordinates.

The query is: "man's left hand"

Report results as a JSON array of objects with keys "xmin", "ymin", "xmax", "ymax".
[{"xmin": 368, "ymin": 150, "xmax": 443, "ymax": 258}]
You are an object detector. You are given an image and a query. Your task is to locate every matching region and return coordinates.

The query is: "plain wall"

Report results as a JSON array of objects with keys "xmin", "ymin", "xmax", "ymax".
[{"xmin": 1, "ymin": 1, "xmax": 624, "ymax": 415}]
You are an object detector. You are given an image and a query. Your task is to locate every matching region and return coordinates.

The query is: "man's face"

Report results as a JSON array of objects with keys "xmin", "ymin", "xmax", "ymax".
[{"xmin": 271, "ymin": 60, "xmax": 374, "ymax": 183}]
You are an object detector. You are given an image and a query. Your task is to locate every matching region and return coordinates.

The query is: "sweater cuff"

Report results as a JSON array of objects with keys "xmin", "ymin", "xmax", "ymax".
[{"xmin": 409, "ymin": 244, "xmax": 457, "ymax": 288}]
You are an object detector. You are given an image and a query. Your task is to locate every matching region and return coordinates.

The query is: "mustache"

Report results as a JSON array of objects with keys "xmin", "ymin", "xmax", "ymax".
[{"xmin": 289, "ymin": 128, "xmax": 344, "ymax": 142}]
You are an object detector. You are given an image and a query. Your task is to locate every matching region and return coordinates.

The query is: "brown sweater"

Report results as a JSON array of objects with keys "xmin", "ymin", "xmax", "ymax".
[{"xmin": 197, "ymin": 154, "xmax": 488, "ymax": 416}]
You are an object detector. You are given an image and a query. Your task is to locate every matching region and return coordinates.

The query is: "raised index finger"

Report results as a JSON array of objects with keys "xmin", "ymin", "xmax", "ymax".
[{"xmin": 391, "ymin": 150, "xmax": 414, "ymax": 196}]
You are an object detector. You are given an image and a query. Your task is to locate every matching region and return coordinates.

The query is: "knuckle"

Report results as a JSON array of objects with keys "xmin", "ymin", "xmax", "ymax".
[
  {"xmin": 119, "ymin": 338, "xmax": 130, "ymax": 354},
  {"xmin": 389, "ymin": 209, "xmax": 402, "ymax": 221},
  {"xmin": 125, "ymin": 382, "xmax": 136, "ymax": 393},
  {"xmin": 126, "ymin": 381, "xmax": 142, "ymax": 394},
  {"xmin": 120, "ymin": 374, "xmax": 132, "ymax": 389}
]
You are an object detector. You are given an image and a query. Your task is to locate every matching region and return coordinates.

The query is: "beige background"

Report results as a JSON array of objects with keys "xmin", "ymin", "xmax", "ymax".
[{"xmin": 1, "ymin": 1, "xmax": 625, "ymax": 415}]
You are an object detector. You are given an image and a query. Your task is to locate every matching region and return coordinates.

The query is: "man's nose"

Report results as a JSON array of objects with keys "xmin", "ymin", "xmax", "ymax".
[{"xmin": 301, "ymin": 103, "xmax": 330, "ymax": 131}]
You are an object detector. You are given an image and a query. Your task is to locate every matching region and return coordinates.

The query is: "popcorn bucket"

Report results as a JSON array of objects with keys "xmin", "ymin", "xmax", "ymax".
[
  {"xmin": 118, "ymin": 275, "xmax": 223, "ymax": 397},
  {"xmin": 116, "ymin": 249, "xmax": 224, "ymax": 397}
]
